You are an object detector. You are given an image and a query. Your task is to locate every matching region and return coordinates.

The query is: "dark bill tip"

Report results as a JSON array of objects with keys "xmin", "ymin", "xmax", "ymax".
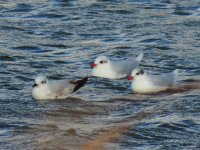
[{"xmin": 32, "ymin": 83, "xmax": 37, "ymax": 88}]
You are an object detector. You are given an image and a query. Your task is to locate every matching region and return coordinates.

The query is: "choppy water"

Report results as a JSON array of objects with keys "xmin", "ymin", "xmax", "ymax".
[{"xmin": 0, "ymin": 0, "xmax": 200, "ymax": 149}]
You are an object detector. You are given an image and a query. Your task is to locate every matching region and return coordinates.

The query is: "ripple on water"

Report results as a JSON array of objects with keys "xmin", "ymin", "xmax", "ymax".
[
  {"xmin": 0, "ymin": 0, "xmax": 200, "ymax": 150},
  {"xmin": 0, "ymin": 55, "xmax": 15, "ymax": 61},
  {"xmin": 5, "ymin": 3, "xmax": 34, "ymax": 13},
  {"xmin": 11, "ymin": 46, "xmax": 55, "ymax": 53},
  {"xmin": 41, "ymin": 44, "xmax": 71, "ymax": 49}
]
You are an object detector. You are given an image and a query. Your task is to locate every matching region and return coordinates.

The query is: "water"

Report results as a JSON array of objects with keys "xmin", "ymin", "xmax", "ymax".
[{"xmin": 0, "ymin": 0, "xmax": 200, "ymax": 149}]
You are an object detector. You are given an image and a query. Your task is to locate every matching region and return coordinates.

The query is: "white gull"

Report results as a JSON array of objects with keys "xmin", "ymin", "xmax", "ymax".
[
  {"xmin": 32, "ymin": 75, "xmax": 88, "ymax": 100},
  {"xmin": 91, "ymin": 52, "xmax": 143, "ymax": 79}
]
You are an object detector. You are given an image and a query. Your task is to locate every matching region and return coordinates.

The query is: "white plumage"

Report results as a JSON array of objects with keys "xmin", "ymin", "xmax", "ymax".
[
  {"xmin": 32, "ymin": 75, "xmax": 88, "ymax": 100},
  {"xmin": 128, "ymin": 68, "xmax": 178, "ymax": 93},
  {"xmin": 91, "ymin": 52, "xmax": 143, "ymax": 79}
]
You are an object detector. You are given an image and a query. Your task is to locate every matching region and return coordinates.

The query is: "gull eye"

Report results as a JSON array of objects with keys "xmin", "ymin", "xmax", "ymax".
[
  {"xmin": 136, "ymin": 73, "xmax": 140, "ymax": 75},
  {"xmin": 100, "ymin": 60, "xmax": 104, "ymax": 64},
  {"xmin": 41, "ymin": 80, "xmax": 46, "ymax": 84}
]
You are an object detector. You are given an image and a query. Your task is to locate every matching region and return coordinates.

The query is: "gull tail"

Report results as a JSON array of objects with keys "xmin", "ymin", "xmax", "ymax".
[
  {"xmin": 173, "ymin": 69, "xmax": 178, "ymax": 77},
  {"xmin": 70, "ymin": 77, "xmax": 88, "ymax": 93},
  {"xmin": 172, "ymin": 69, "xmax": 178, "ymax": 82},
  {"xmin": 136, "ymin": 52, "xmax": 144, "ymax": 62}
]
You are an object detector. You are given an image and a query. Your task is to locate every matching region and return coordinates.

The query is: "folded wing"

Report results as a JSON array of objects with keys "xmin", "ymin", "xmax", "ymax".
[
  {"xmin": 112, "ymin": 53, "xmax": 143, "ymax": 76},
  {"xmin": 48, "ymin": 77, "xmax": 88, "ymax": 98},
  {"xmin": 148, "ymin": 70, "xmax": 178, "ymax": 87}
]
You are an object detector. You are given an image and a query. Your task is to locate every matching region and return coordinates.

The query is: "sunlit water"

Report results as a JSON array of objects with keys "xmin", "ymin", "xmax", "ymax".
[{"xmin": 0, "ymin": 0, "xmax": 200, "ymax": 149}]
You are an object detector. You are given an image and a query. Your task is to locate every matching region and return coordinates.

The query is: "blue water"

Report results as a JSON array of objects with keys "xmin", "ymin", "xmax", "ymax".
[{"xmin": 0, "ymin": 0, "xmax": 200, "ymax": 149}]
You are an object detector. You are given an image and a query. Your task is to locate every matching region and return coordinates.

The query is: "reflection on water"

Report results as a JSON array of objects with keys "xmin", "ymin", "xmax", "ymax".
[{"xmin": 0, "ymin": 0, "xmax": 200, "ymax": 149}]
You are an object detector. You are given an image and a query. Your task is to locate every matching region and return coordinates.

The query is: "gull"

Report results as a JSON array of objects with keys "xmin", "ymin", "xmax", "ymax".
[
  {"xmin": 128, "ymin": 68, "xmax": 178, "ymax": 93},
  {"xmin": 91, "ymin": 52, "xmax": 143, "ymax": 79},
  {"xmin": 32, "ymin": 75, "xmax": 88, "ymax": 100}
]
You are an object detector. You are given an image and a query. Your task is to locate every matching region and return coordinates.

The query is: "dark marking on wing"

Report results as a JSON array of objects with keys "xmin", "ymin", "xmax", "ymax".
[{"xmin": 70, "ymin": 77, "xmax": 88, "ymax": 93}]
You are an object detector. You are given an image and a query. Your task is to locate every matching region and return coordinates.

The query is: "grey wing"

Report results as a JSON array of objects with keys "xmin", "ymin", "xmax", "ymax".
[
  {"xmin": 48, "ymin": 80, "xmax": 75, "ymax": 97},
  {"xmin": 112, "ymin": 58, "xmax": 140, "ymax": 75},
  {"xmin": 148, "ymin": 73, "xmax": 175, "ymax": 87}
]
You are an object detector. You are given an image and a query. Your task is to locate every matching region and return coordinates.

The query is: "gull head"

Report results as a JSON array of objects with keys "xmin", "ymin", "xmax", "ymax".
[
  {"xmin": 91, "ymin": 56, "xmax": 110, "ymax": 68},
  {"xmin": 33, "ymin": 75, "xmax": 48, "ymax": 88},
  {"xmin": 128, "ymin": 68, "xmax": 145, "ymax": 80}
]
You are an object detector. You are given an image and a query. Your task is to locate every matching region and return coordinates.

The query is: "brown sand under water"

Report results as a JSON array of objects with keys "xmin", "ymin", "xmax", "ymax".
[
  {"xmin": 81, "ymin": 110, "xmax": 164, "ymax": 150},
  {"xmin": 11, "ymin": 80, "xmax": 200, "ymax": 150},
  {"xmin": 81, "ymin": 80, "xmax": 200, "ymax": 150}
]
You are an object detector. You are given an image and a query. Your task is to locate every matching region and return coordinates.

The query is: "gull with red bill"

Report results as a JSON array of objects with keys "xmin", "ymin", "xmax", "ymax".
[
  {"xmin": 128, "ymin": 68, "xmax": 178, "ymax": 93},
  {"xmin": 91, "ymin": 52, "xmax": 144, "ymax": 79}
]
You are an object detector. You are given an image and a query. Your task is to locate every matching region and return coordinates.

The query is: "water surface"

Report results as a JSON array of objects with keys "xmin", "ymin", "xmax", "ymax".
[{"xmin": 0, "ymin": 0, "xmax": 200, "ymax": 149}]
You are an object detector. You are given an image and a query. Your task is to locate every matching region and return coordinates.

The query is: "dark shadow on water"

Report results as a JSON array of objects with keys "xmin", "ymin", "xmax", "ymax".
[{"xmin": 150, "ymin": 79, "xmax": 200, "ymax": 95}]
